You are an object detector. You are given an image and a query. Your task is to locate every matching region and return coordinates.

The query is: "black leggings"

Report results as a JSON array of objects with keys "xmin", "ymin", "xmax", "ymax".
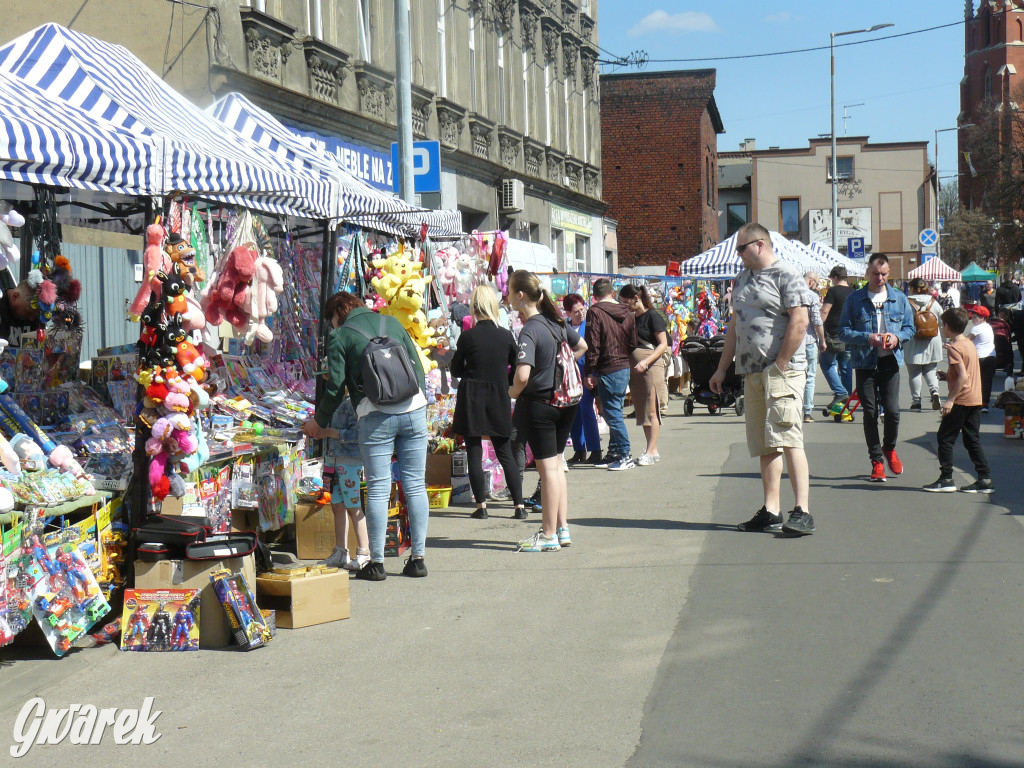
[{"xmin": 465, "ymin": 435, "xmax": 523, "ymax": 506}]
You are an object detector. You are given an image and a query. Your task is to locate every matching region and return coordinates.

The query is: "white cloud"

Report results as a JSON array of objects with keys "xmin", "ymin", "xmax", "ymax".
[
  {"xmin": 763, "ymin": 12, "xmax": 792, "ymax": 23},
  {"xmin": 627, "ymin": 10, "xmax": 718, "ymax": 38}
]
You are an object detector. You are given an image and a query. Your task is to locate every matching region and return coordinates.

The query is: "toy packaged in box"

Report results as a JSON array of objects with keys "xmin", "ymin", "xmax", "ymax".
[
  {"xmin": 23, "ymin": 532, "xmax": 111, "ymax": 656},
  {"xmin": 120, "ymin": 589, "xmax": 200, "ymax": 651},
  {"xmin": 209, "ymin": 569, "xmax": 272, "ymax": 650}
]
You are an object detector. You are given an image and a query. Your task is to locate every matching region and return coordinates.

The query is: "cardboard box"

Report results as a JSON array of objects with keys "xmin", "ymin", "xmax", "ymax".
[
  {"xmin": 294, "ymin": 502, "xmax": 358, "ymax": 560},
  {"xmin": 451, "ymin": 471, "xmax": 491, "ymax": 504},
  {"xmin": 134, "ymin": 554, "xmax": 256, "ymax": 649},
  {"xmin": 425, "ymin": 453, "xmax": 452, "ymax": 487},
  {"xmin": 1005, "ymin": 402, "xmax": 1024, "ymax": 438},
  {"xmin": 255, "ymin": 570, "xmax": 350, "ymax": 628}
]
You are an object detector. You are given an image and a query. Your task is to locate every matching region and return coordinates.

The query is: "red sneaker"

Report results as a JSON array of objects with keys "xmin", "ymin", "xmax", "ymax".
[
  {"xmin": 883, "ymin": 448, "xmax": 903, "ymax": 476},
  {"xmin": 869, "ymin": 460, "xmax": 886, "ymax": 482}
]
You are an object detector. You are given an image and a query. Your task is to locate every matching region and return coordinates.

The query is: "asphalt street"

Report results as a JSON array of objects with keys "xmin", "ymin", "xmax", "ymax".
[{"xmin": 2, "ymin": 377, "xmax": 1023, "ymax": 766}]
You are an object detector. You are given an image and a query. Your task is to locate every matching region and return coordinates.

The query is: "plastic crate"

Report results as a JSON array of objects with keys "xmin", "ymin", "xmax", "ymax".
[{"xmin": 426, "ymin": 486, "xmax": 452, "ymax": 509}]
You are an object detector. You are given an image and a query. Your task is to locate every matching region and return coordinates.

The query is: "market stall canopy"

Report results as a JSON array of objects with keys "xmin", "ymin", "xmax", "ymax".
[
  {"xmin": 0, "ymin": 24, "xmax": 335, "ymax": 219},
  {"xmin": 208, "ymin": 93, "xmax": 463, "ymax": 236},
  {"xmin": 680, "ymin": 231, "xmax": 817, "ymax": 279},
  {"xmin": 959, "ymin": 262, "xmax": 997, "ymax": 282},
  {"xmin": 797, "ymin": 240, "xmax": 867, "ymax": 277},
  {"xmin": 0, "ymin": 69, "xmax": 158, "ymax": 195},
  {"xmin": 504, "ymin": 237, "xmax": 556, "ymax": 273},
  {"xmin": 906, "ymin": 258, "xmax": 962, "ymax": 282}
]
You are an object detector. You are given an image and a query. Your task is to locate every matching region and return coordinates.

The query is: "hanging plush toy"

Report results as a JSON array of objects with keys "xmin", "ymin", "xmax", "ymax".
[
  {"xmin": 129, "ymin": 222, "xmax": 170, "ymax": 319},
  {"xmin": 201, "ymin": 245, "xmax": 257, "ymax": 329},
  {"xmin": 245, "ymin": 253, "xmax": 285, "ymax": 344}
]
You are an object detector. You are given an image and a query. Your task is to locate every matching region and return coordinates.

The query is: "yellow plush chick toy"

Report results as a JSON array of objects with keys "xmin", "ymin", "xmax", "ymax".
[{"xmin": 370, "ymin": 245, "xmax": 424, "ymax": 302}]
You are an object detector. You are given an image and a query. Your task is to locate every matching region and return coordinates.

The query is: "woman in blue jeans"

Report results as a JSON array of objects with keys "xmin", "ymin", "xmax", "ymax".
[
  {"xmin": 303, "ymin": 291, "xmax": 430, "ymax": 580},
  {"xmin": 562, "ymin": 293, "xmax": 601, "ymax": 464}
]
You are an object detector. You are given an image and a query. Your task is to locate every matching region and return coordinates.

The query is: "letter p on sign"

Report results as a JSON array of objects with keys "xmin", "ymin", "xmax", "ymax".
[{"xmin": 392, "ymin": 140, "xmax": 441, "ymax": 196}]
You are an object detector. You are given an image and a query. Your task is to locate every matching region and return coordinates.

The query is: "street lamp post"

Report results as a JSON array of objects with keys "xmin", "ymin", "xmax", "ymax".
[
  {"xmin": 831, "ymin": 23, "xmax": 893, "ymax": 252},
  {"xmin": 934, "ymin": 123, "xmax": 974, "ymax": 263}
]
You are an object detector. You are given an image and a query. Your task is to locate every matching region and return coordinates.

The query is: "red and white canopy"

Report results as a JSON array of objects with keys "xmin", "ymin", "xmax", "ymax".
[{"xmin": 907, "ymin": 258, "xmax": 961, "ymax": 282}]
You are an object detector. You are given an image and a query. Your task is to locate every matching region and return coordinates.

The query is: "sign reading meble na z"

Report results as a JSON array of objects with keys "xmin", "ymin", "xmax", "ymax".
[{"xmin": 285, "ymin": 125, "xmax": 394, "ymax": 192}]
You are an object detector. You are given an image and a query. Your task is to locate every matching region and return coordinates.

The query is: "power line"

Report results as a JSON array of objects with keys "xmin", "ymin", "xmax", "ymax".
[{"xmin": 641, "ymin": 19, "xmax": 964, "ymax": 64}]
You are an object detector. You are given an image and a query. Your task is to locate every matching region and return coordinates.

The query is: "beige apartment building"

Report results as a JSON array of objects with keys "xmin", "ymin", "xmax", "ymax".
[
  {"xmin": 719, "ymin": 136, "xmax": 935, "ymax": 278},
  {"xmin": 2, "ymin": 0, "xmax": 610, "ymax": 270}
]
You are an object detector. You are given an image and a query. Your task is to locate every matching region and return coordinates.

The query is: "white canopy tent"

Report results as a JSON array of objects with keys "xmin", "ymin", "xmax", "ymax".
[
  {"xmin": 679, "ymin": 230, "xmax": 818, "ymax": 279},
  {"xmin": 907, "ymin": 258, "xmax": 962, "ymax": 282}
]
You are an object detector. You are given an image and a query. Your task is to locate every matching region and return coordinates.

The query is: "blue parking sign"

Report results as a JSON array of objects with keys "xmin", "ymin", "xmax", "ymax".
[
  {"xmin": 847, "ymin": 237, "xmax": 865, "ymax": 258},
  {"xmin": 392, "ymin": 140, "xmax": 441, "ymax": 195}
]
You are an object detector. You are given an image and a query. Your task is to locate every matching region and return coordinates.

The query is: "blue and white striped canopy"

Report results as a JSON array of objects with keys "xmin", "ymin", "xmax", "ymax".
[
  {"xmin": 680, "ymin": 231, "xmax": 817, "ymax": 278},
  {"xmin": 209, "ymin": 92, "xmax": 463, "ymax": 236},
  {"xmin": 0, "ymin": 68, "xmax": 157, "ymax": 195},
  {"xmin": 0, "ymin": 24, "xmax": 334, "ymax": 219},
  {"xmin": 806, "ymin": 241, "xmax": 867, "ymax": 276}
]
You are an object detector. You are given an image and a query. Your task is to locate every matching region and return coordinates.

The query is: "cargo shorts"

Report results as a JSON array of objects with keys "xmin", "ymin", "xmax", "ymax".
[{"xmin": 744, "ymin": 364, "xmax": 806, "ymax": 457}]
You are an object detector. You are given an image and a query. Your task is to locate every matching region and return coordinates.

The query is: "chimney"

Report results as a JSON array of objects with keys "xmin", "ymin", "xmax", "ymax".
[{"xmin": 740, "ymin": 138, "xmax": 756, "ymax": 152}]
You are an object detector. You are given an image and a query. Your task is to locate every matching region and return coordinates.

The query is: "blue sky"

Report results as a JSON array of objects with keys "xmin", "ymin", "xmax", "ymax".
[{"xmin": 597, "ymin": 2, "xmax": 966, "ymax": 181}]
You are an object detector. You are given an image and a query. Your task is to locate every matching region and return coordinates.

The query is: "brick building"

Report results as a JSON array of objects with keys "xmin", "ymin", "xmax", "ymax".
[
  {"xmin": 960, "ymin": 0, "xmax": 1024, "ymax": 208},
  {"xmin": 600, "ymin": 69, "xmax": 723, "ymax": 269}
]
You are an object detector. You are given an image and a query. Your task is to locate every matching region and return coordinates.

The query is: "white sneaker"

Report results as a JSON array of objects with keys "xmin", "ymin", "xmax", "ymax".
[
  {"xmin": 320, "ymin": 546, "xmax": 349, "ymax": 569},
  {"xmin": 517, "ymin": 530, "xmax": 561, "ymax": 552},
  {"xmin": 637, "ymin": 454, "xmax": 656, "ymax": 466},
  {"xmin": 344, "ymin": 552, "xmax": 370, "ymax": 572}
]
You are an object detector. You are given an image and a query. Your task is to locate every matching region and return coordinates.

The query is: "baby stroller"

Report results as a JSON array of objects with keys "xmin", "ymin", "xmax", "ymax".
[{"xmin": 681, "ymin": 336, "xmax": 744, "ymax": 416}]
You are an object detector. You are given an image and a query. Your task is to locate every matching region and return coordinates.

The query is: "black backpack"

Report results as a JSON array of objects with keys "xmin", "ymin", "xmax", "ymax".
[{"xmin": 351, "ymin": 315, "xmax": 420, "ymax": 406}]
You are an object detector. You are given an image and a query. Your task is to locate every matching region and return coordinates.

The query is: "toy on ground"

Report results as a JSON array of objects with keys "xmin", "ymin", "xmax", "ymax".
[
  {"xmin": 120, "ymin": 589, "xmax": 199, "ymax": 652},
  {"xmin": 209, "ymin": 569, "xmax": 271, "ymax": 650}
]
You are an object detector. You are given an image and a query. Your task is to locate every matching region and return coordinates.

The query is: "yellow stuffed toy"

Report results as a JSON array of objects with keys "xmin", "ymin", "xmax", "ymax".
[
  {"xmin": 381, "ymin": 273, "xmax": 437, "ymax": 371},
  {"xmin": 370, "ymin": 246, "xmax": 424, "ymax": 302}
]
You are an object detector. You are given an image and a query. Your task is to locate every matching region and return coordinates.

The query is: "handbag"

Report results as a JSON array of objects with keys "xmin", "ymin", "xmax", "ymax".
[{"xmin": 825, "ymin": 331, "xmax": 845, "ymax": 353}]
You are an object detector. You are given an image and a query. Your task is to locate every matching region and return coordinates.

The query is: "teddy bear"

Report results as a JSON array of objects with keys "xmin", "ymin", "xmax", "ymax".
[
  {"xmin": 453, "ymin": 251, "xmax": 476, "ymax": 302},
  {"xmin": 201, "ymin": 245, "xmax": 256, "ymax": 329},
  {"xmin": 245, "ymin": 254, "xmax": 285, "ymax": 344},
  {"xmin": 129, "ymin": 222, "xmax": 170, "ymax": 319},
  {"xmin": 164, "ymin": 232, "xmax": 205, "ymax": 286}
]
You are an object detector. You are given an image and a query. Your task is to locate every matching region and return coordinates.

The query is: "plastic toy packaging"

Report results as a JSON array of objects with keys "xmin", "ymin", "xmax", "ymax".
[
  {"xmin": 120, "ymin": 589, "xmax": 199, "ymax": 652},
  {"xmin": 21, "ymin": 520, "xmax": 111, "ymax": 656},
  {"xmin": 231, "ymin": 461, "xmax": 259, "ymax": 509},
  {"xmin": 209, "ymin": 569, "xmax": 271, "ymax": 650}
]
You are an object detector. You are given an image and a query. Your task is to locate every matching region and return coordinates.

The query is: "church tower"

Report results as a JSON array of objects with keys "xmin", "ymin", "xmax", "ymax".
[{"xmin": 960, "ymin": 1, "xmax": 1024, "ymax": 208}]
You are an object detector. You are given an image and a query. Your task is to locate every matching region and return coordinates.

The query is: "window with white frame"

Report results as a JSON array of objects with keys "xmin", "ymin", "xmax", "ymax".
[
  {"xmin": 563, "ymin": 79, "xmax": 570, "ymax": 152},
  {"xmin": 498, "ymin": 29, "xmax": 506, "ymax": 124},
  {"xmin": 522, "ymin": 50, "xmax": 530, "ymax": 136},
  {"xmin": 305, "ymin": 0, "xmax": 322, "ymax": 38},
  {"xmin": 544, "ymin": 62, "xmax": 552, "ymax": 146},
  {"xmin": 357, "ymin": 0, "xmax": 372, "ymax": 60},
  {"xmin": 436, "ymin": 0, "xmax": 447, "ymax": 98},
  {"xmin": 551, "ymin": 228, "xmax": 564, "ymax": 270},
  {"xmin": 574, "ymin": 235, "xmax": 589, "ymax": 271},
  {"xmin": 582, "ymin": 86, "xmax": 589, "ymax": 161},
  {"xmin": 469, "ymin": 8, "xmax": 478, "ymax": 110}
]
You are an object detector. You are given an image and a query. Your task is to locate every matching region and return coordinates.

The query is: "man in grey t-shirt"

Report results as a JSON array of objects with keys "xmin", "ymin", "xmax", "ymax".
[{"xmin": 711, "ymin": 223, "xmax": 815, "ymax": 536}]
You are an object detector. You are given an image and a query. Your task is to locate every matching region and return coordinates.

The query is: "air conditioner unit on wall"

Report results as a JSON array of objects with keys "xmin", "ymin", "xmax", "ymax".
[{"xmin": 501, "ymin": 179, "xmax": 525, "ymax": 212}]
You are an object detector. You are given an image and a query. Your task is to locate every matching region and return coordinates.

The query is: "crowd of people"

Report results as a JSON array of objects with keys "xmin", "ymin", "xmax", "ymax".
[{"xmin": 302, "ymin": 234, "xmax": 1021, "ymax": 573}]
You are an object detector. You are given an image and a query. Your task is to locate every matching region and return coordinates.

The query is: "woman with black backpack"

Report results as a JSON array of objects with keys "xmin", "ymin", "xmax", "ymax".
[{"xmin": 507, "ymin": 270, "xmax": 587, "ymax": 553}]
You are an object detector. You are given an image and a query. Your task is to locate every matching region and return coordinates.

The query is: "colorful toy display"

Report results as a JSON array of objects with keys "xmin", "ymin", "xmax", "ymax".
[
  {"xmin": 209, "ymin": 569, "xmax": 271, "ymax": 650},
  {"xmin": 120, "ymin": 589, "xmax": 199, "ymax": 652}
]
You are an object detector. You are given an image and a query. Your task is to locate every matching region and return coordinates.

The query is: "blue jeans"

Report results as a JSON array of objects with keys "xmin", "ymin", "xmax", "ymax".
[
  {"xmin": 803, "ymin": 342, "xmax": 819, "ymax": 416},
  {"xmin": 597, "ymin": 368, "xmax": 630, "ymax": 457},
  {"xmin": 819, "ymin": 347, "xmax": 852, "ymax": 400},
  {"xmin": 570, "ymin": 385, "xmax": 601, "ymax": 452},
  {"xmin": 357, "ymin": 407, "xmax": 429, "ymax": 563}
]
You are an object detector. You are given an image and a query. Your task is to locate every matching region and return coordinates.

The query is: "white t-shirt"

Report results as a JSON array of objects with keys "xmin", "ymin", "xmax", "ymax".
[
  {"xmin": 948, "ymin": 286, "xmax": 961, "ymax": 307},
  {"xmin": 969, "ymin": 322, "xmax": 995, "ymax": 358},
  {"xmin": 870, "ymin": 290, "xmax": 893, "ymax": 357}
]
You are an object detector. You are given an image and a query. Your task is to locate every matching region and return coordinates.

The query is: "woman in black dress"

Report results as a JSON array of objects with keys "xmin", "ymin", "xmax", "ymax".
[
  {"xmin": 451, "ymin": 285, "xmax": 526, "ymax": 520},
  {"xmin": 618, "ymin": 284, "xmax": 669, "ymax": 465}
]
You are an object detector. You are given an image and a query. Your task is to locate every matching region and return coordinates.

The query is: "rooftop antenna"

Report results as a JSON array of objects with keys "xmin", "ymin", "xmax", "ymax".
[{"xmin": 843, "ymin": 103, "xmax": 864, "ymax": 136}]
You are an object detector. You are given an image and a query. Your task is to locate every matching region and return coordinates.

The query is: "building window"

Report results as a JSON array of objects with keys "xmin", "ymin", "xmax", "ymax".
[
  {"xmin": 305, "ymin": 0, "xmax": 322, "ymax": 37},
  {"xmin": 436, "ymin": 0, "xmax": 447, "ymax": 98},
  {"xmin": 826, "ymin": 156, "xmax": 854, "ymax": 181},
  {"xmin": 984, "ymin": 65, "xmax": 992, "ymax": 102},
  {"xmin": 357, "ymin": 0, "xmax": 372, "ymax": 60},
  {"xmin": 469, "ymin": 9, "xmax": 478, "ymax": 110},
  {"xmin": 582, "ymin": 87, "xmax": 589, "ymax": 162},
  {"xmin": 544, "ymin": 62, "xmax": 552, "ymax": 146},
  {"xmin": 522, "ymin": 51, "xmax": 530, "ymax": 137},
  {"xmin": 563, "ymin": 79, "xmax": 571, "ymax": 152},
  {"xmin": 498, "ymin": 29, "xmax": 507, "ymax": 124},
  {"xmin": 574, "ymin": 235, "xmax": 589, "ymax": 271},
  {"xmin": 551, "ymin": 228, "xmax": 564, "ymax": 270},
  {"xmin": 780, "ymin": 198, "xmax": 800, "ymax": 237},
  {"xmin": 726, "ymin": 203, "xmax": 747, "ymax": 236}
]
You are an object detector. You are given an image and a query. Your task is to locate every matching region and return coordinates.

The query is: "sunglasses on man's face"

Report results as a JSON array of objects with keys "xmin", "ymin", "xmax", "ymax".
[{"xmin": 736, "ymin": 240, "xmax": 759, "ymax": 253}]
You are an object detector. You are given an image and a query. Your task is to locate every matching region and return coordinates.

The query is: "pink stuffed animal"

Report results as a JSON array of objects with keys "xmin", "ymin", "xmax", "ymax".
[
  {"xmin": 201, "ymin": 245, "xmax": 256, "ymax": 328},
  {"xmin": 129, "ymin": 223, "xmax": 169, "ymax": 319},
  {"xmin": 249, "ymin": 255, "xmax": 285, "ymax": 343}
]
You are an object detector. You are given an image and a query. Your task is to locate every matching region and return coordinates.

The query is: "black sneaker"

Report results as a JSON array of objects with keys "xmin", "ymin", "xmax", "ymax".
[
  {"xmin": 355, "ymin": 561, "xmax": 387, "ymax": 581},
  {"xmin": 781, "ymin": 507, "xmax": 816, "ymax": 536},
  {"xmin": 931, "ymin": 392, "xmax": 941, "ymax": 410},
  {"xmin": 593, "ymin": 453, "xmax": 619, "ymax": 469},
  {"xmin": 737, "ymin": 506, "xmax": 783, "ymax": 532},
  {"xmin": 470, "ymin": 508, "xmax": 488, "ymax": 519},
  {"xmin": 402, "ymin": 557, "xmax": 428, "ymax": 577},
  {"xmin": 512, "ymin": 506, "xmax": 529, "ymax": 520},
  {"xmin": 922, "ymin": 477, "xmax": 956, "ymax": 493},
  {"xmin": 909, "ymin": 400, "xmax": 922, "ymax": 411},
  {"xmin": 525, "ymin": 487, "xmax": 542, "ymax": 508},
  {"xmin": 960, "ymin": 478, "xmax": 994, "ymax": 494},
  {"xmin": 583, "ymin": 451, "xmax": 604, "ymax": 465}
]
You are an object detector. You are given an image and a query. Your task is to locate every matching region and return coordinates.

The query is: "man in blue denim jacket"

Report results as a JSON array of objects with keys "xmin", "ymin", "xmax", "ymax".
[{"xmin": 838, "ymin": 254, "xmax": 916, "ymax": 482}]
